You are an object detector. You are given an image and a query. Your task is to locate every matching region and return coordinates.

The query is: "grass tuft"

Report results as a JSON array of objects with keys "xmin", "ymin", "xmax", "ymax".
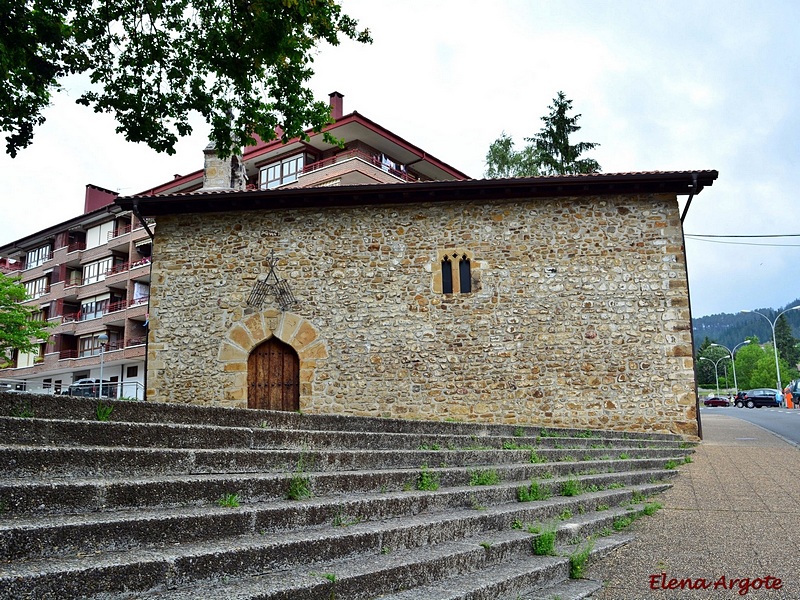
[
  {"xmin": 416, "ymin": 465, "xmax": 440, "ymax": 491},
  {"xmin": 469, "ymin": 469, "xmax": 500, "ymax": 486}
]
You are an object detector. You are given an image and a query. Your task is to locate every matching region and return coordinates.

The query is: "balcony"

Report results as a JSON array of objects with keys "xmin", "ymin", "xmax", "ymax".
[
  {"xmin": 62, "ymin": 296, "xmax": 149, "ymax": 324},
  {"xmin": 302, "ymin": 150, "xmax": 419, "ymax": 183}
]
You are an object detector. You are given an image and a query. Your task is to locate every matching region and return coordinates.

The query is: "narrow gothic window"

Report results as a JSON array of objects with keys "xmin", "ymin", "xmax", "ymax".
[
  {"xmin": 459, "ymin": 255, "xmax": 471, "ymax": 293},
  {"xmin": 441, "ymin": 256, "xmax": 453, "ymax": 294}
]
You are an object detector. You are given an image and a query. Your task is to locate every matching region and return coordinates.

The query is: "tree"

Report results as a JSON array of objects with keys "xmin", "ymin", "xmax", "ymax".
[
  {"xmin": 733, "ymin": 337, "xmax": 766, "ymax": 390},
  {"xmin": 774, "ymin": 314, "xmax": 800, "ymax": 368},
  {"xmin": 484, "ymin": 91, "xmax": 600, "ymax": 178},
  {"xmin": 484, "ymin": 132, "xmax": 541, "ymax": 178},
  {"xmin": 0, "ymin": 273, "xmax": 53, "ymax": 363},
  {"xmin": 1, "ymin": 0, "xmax": 371, "ymax": 158}
]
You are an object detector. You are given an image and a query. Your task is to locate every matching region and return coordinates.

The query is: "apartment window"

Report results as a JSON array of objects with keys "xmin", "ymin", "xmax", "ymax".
[
  {"xmin": 82, "ymin": 257, "xmax": 113, "ymax": 285},
  {"xmin": 127, "ymin": 366, "xmax": 139, "ymax": 378},
  {"xmin": 259, "ymin": 153, "xmax": 308, "ymax": 189},
  {"xmin": 25, "ymin": 244, "xmax": 52, "ymax": 269},
  {"xmin": 85, "ymin": 221, "xmax": 115, "ymax": 250},
  {"xmin": 80, "ymin": 293, "xmax": 110, "ymax": 321},
  {"xmin": 16, "ymin": 349, "xmax": 38, "ymax": 368},
  {"xmin": 79, "ymin": 334, "xmax": 103, "ymax": 357},
  {"xmin": 24, "ymin": 276, "xmax": 49, "ymax": 299},
  {"xmin": 434, "ymin": 249, "xmax": 476, "ymax": 295}
]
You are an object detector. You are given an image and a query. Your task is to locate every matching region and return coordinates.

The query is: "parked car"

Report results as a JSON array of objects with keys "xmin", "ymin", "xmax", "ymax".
[
  {"xmin": 735, "ymin": 388, "xmax": 780, "ymax": 409},
  {"xmin": 67, "ymin": 379, "xmax": 116, "ymax": 398},
  {"xmin": 703, "ymin": 396, "xmax": 731, "ymax": 407}
]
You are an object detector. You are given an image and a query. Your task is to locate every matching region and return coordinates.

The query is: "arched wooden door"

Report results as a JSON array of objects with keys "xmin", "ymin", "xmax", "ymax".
[{"xmin": 247, "ymin": 337, "xmax": 300, "ymax": 411}]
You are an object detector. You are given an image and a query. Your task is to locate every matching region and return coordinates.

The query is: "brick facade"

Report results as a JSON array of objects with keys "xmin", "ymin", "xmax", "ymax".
[{"xmin": 145, "ymin": 191, "xmax": 699, "ymax": 438}]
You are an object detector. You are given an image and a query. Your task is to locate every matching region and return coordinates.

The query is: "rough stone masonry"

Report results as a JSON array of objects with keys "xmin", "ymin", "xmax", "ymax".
[{"xmin": 143, "ymin": 191, "xmax": 699, "ymax": 438}]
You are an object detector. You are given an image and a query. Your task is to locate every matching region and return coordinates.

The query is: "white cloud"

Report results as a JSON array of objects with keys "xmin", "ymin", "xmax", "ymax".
[{"xmin": 2, "ymin": 0, "xmax": 799, "ymax": 318}]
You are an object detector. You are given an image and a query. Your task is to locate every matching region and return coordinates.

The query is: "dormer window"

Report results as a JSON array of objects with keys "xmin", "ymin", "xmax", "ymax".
[{"xmin": 259, "ymin": 153, "xmax": 310, "ymax": 189}]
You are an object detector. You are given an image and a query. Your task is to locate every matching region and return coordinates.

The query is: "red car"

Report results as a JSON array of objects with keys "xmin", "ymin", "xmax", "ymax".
[{"xmin": 703, "ymin": 396, "xmax": 731, "ymax": 407}]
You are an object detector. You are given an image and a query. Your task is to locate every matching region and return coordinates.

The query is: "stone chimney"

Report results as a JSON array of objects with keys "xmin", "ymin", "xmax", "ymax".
[
  {"xmin": 202, "ymin": 142, "xmax": 246, "ymax": 191},
  {"xmin": 329, "ymin": 91, "xmax": 344, "ymax": 120}
]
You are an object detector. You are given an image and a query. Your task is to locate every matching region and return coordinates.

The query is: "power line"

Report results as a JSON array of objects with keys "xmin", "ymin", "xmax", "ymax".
[
  {"xmin": 684, "ymin": 233, "xmax": 800, "ymax": 238},
  {"xmin": 684, "ymin": 233, "xmax": 800, "ymax": 248}
]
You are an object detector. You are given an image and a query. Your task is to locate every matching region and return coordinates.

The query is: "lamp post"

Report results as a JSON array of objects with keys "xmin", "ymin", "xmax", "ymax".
[
  {"xmin": 709, "ymin": 340, "xmax": 750, "ymax": 393},
  {"xmin": 699, "ymin": 356, "xmax": 729, "ymax": 398},
  {"xmin": 98, "ymin": 332, "xmax": 109, "ymax": 398},
  {"xmin": 740, "ymin": 306, "xmax": 800, "ymax": 392}
]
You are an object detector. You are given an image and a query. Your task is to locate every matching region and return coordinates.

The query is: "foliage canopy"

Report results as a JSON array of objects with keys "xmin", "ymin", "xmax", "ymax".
[
  {"xmin": 1, "ymin": 0, "xmax": 371, "ymax": 158},
  {"xmin": 0, "ymin": 273, "xmax": 53, "ymax": 363}
]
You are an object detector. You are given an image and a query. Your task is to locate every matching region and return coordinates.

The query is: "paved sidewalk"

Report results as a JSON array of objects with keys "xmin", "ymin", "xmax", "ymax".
[{"xmin": 586, "ymin": 412, "xmax": 800, "ymax": 599}]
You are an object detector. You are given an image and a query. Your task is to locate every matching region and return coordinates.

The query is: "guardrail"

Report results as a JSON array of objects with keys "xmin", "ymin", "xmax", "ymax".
[{"xmin": 1, "ymin": 378, "xmax": 145, "ymax": 400}]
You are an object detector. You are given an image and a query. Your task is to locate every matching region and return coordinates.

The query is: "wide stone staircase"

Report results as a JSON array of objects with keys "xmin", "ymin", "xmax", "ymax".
[{"xmin": 0, "ymin": 392, "xmax": 694, "ymax": 600}]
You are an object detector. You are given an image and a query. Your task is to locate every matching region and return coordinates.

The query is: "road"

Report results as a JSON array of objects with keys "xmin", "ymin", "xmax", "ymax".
[{"xmin": 700, "ymin": 405, "xmax": 800, "ymax": 447}]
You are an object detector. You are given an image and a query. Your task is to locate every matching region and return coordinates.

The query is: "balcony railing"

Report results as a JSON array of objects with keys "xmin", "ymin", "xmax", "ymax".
[
  {"xmin": 109, "ymin": 224, "xmax": 132, "ymax": 239},
  {"xmin": 301, "ymin": 150, "xmax": 419, "ymax": 183},
  {"xmin": 67, "ymin": 241, "xmax": 86, "ymax": 253},
  {"xmin": 61, "ymin": 296, "xmax": 149, "ymax": 323},
  {"xmin": 58, "ymin": 337, "xmax": 146, "ymax": 360}
]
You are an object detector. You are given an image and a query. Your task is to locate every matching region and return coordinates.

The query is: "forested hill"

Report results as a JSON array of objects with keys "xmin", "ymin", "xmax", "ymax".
[{"xmin": 692, "ymin": 299, "xmax": 800, "ymax": 349}]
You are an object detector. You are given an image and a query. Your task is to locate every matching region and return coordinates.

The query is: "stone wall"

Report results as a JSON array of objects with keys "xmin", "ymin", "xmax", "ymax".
[{"xmin": 146, "ymin": 193, "xmax": 699, "ymax": 437}]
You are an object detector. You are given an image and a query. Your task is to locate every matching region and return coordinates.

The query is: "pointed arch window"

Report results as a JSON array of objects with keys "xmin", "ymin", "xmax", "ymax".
[
  {"xmin": 459, "ymin": 255, "xmax": 471, "ymax": 293},
  {"xmin": 435, "ymin": 248, "xmax": 476, "ymax": 295},
  {"xmin": 441, "ymin": 256, "xmax": 453, "ymax": 294}
]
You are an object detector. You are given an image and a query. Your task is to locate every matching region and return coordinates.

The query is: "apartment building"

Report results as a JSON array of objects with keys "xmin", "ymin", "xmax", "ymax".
[
  {"xmin": 0, "ymin": 185, "xmax": 152, "ymax": 398},
  {"xmin": 0, "ymin": 92, "xmax": 467, "ymax": 399}
]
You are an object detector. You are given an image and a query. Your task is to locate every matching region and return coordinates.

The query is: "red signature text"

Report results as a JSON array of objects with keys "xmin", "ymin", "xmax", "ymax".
[{"xmin": 649, "ymin": 572, "xmax": 783, "ymax": 596}]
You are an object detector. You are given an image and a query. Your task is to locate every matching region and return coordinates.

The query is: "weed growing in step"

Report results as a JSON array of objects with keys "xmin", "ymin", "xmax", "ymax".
[
  {"xmin": 618, "ymin": 453, "xmax": 630, "ymax": 460},
  {"xmin": 560, "ymin": 478, "xmax": 583, "ymax": 497},
  {"xmin": 600, "ymin": 526, "xmax": 612, "ymax": 537},
  {"xmin": 630, "ymin": 491, "xmax": 646, "ymax": 504},
  {"xmin": 381, "ymin": 546, "xmax": 390, "ymax": 554},
  {"xmin": 596, "ymin": 503, "xmax": 609, "ymax": 511},
  {"xmin": 511, "ymin": 518, "xmax": 523, "ymax": 530},
  {"xmin": 469, "ymin": 469, "xmax": 500, "ymax": 486},
  {"xmin": 287, "ymin": 455, "xmax": 312, "ymax": 500},
  {"xmin": 581, "ymin": 454, "xmax": 593, "ymax": 462},
  {"xmin": 612, "ymin": 515, "xmax": 635, "ymax": 531},
  {"xmin": 527, "ymin": 523, "xmax": 542, "ymax": 534},
  {"xmin": 513, "ymin": 427, "xmax": 525, "ymax": 437},
  {"xmin": 541, "ymin": 472, "xmax": 554, "ymax": 479},
  {"xmin": 557, "ymin": 509, "xmax": 572, "ymax": 521},
  {"xmin": 606, "ymin": 482, "xmax": 624, "ymax": 489},
  {"xmin": 217, "ymin": 493, "xmax": 240, "ymax": 508},
  {"xmin": 323, "ymin": 573, "xmax": 337, "ymax": 583},
  {"xmin": 532, "ymin": 525, "xmax": 557, "ymax": 556},
  {"xmin": 418, "ymin": 443, "xmax": 441, "ymax": 451},
  {"xmin": 10, "ymin": 403, "xmax": 35, "ymax": 418},
  {"xmin": 569, "ymin": 539, "xmax": 595, "ymax": 579},
  {"xmin": 416, "ymin": 465, "xmax": 440, "ymax": 491},
  {"xmin": 332, "ymin": 512, "xmax": 362, "ymax": 527},
  {"xmin": 503, "ymin": 441, "xmax": 535, "ymax": 450},
  {"xmin": 95, "ymin": 401, "xmax": 114, "ymax": 421},
  {"xmin": 664, "ymin": 460, "xmax": 679, "ymax": 470},
  {"xmin": 517, "ymin": 481, "xmax": 551, "ymax": 502},
  {"xmin": 479, "ymin": 541, "xmax": 492, "ymax": 550},
  {"xmin": 529, "ymin": 450, "xmax": 546, "ymax": 464},
  {"xmin": 578, "ymin": 504, "xmax": 586, "ymax": 515},
  {"xmin": 684, "ymin": 455, "xmax": 693, "ymax": 464},
  {"xmin": 468, "ymin": 494, "xmax": 487, "ymax": 511},
  {"xmin": 642, "ymin": 501, "xmax": 662, "ymax": 516}
]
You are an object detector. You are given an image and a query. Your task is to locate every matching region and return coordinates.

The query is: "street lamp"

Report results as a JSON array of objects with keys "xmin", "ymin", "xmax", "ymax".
[
  {"xmin": 740, "ymin": 306, "xmax": 800, "ymax": 392},
  {"xmin": 98, "ymin": 332, "xmax": 109, "ymax": 398},
  {"xmin": 699, "ymin": 355, "xmax": 730, "ymax": 398},
  {"xmin": 709, "ymin": 340, "xmax": 750, "ymax": 393}
]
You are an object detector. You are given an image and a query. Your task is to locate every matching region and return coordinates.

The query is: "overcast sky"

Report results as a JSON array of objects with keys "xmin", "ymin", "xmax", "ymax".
[{"xmin": 1, "ymin": 0, "xmax": 798, "ymax": 319}]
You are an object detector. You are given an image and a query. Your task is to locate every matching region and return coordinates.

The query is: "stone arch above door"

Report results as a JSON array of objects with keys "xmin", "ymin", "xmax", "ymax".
[{"xmin": 217, "ymin": 310, "xmax": 327, "ymax": 408}]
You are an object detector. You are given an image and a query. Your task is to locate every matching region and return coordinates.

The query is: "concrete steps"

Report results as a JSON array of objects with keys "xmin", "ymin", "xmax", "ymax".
[{"xmin": 0, "ymin": 392, "xmax": 693, "ymax": 600}]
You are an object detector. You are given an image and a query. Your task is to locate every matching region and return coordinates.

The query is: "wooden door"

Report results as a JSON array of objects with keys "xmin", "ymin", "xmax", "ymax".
[{"xmin": 247, "ymin": 337, "xmax": 299, "ymax": 411}]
